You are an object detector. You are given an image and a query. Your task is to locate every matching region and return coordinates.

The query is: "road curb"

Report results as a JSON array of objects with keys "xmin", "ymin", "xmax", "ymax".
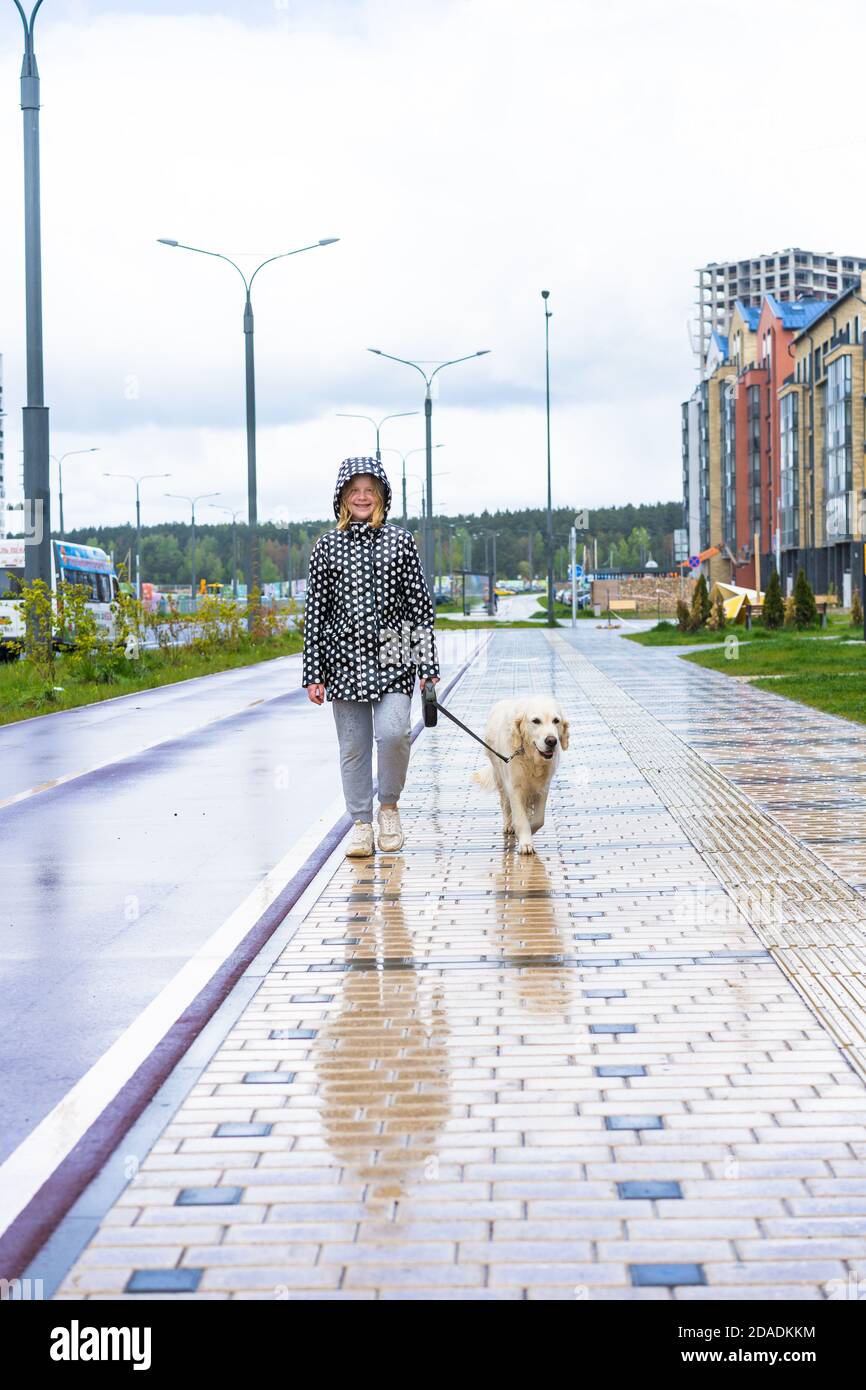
[{"xmin": 0, "ymin": 637, "xmax": 489, "ymax": 1284}]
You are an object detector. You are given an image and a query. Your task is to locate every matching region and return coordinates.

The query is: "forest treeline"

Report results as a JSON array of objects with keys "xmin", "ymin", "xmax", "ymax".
[{"xmin": 54, "ymin": 500, "xmax": 683, "ymax": 586}]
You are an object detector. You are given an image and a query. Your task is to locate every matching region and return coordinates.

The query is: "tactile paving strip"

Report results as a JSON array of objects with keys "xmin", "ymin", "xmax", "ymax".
[{"xmin": 545, "ymin": 631, "xmax": 866, "ymax": 1079}]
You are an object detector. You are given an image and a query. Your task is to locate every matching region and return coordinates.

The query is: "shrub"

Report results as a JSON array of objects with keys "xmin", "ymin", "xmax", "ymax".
[
  {"xmin": 690, "ymin": 574, "xmax": 710, "ymax": 629},
  {"xmin": 762, "ymin": 569, "xmax": 784, "ymax": 629},
  {"xmin": 783, "ymin": 594, "xmax": 796, "ymax": 628},
  {"xmin": 793, "ymin": 568, "xmax": 818, "ymax": 629},
  {"xmin": 852, "ymin": 587, "xmax": 863, "ymax": 626},
  {"xmin": 676, "ymin": 599, "xmax": 692, "ymax": 633}
]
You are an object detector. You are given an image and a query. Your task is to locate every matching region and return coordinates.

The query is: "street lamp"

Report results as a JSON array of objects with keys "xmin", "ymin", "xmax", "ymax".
[
  {"xmin": 542, "ymin": 291, "xmax": 555, "ymax": 627},
  {"xmin": 165, "ymin": 491, "xmax": 220, "ymax": 598},
  {"xmin": 10, "ymin": 1, "xmax": 50, "ymax": 601},
  {"xmin": 368, "ymin": 347, "xmax": 490, "ymax": 590},
  {"xmin": 473, "ymin": 527, "xmax": 500, "ymax": 615},
  {"xmin": 209, "ymin": 503, "xmax": 243, "ymax": 600},
  {"xmin": 382, "ymin": 444, "xmax": 445, "ymax": 526},
  {"xmin": 335, "ymin": 411, "xmax": 418, "ymax": 463},
  {"xmin": 52, "ymin": 446, "xmax": 99, "ymax": 534},
  {"xmin": 157, "ymin": 235, "xmax": 339, "ymax": 618},
  {"xmin": 104, "ymin": 472, "xmax": 170, "ymax": 598}
]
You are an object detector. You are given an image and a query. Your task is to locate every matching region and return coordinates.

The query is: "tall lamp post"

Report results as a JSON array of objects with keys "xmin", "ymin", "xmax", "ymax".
[
  {"xmin": 210, "ymin": 503, "xmax": 242, "ymax": 599},
  {"xmin": 473, "ymin": 527, "xmax": 499, "ymax": 615},
  {"xmin": 104, "ymin": 471, "xmax": 170, "ymax": 598},
  {"xmin": 165, "ymin": 490, "xmax": 220, "ymax": 598},
  {"xmin": 53, "ymin": 447, "xmax": 99, "ymax": 535},
  {"xmin": 10, "ymin": 0, "xmax": 50, "ymax": 599},
  {"xmin": 335, "ymin": 411, "xmax": 418, "ymax": 463},
  {"xmin": 368, "ymin": 347, "xmax": 490, "ymax": 591},
  {"xmin": 542, "ymin": 290, "xmax": 555, "ymax": 627},
  {"xmin": 158, "ymin": 235, "xmax": 338, "ymax": 618},
  {"xmin": 382, "ymin": 444, "xmax": 445, "ymax": 526}
]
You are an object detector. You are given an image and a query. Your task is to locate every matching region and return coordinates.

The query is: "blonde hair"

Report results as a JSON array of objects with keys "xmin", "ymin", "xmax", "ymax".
[{"xmin": 336, "ymin": 474, "xmax": 386, "ymax": 530}]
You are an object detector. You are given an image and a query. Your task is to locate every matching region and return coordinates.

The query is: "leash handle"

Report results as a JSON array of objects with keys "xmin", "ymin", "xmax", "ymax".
[{"xmin": 421, "ymin": 678, "xmax": 511, "ymax": 762}]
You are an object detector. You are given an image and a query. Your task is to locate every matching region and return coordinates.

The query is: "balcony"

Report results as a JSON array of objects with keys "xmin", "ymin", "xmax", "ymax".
[{"xmin": 825, "ymin": 491, "xmax": 855, "ymax": 540}]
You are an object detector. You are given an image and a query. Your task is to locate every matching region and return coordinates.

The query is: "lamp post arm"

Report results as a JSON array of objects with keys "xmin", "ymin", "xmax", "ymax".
[
  {"xmin": 247, "ymin": 242, "xmax": 326, "ymax": 294},
  {"xmin": 12, "ymin": 1, "xmax": 44, "ymax": 57},
  {"xmin": 429, "ymin": 351, "xmax": 488, "ymax": 383},
  {"xmin": 167, "ymin": 242, "xmax": 251, "ymax": 294},
  {"xmin": 367, "ymin": 349, "xmax": 431, "ymax": 388}
]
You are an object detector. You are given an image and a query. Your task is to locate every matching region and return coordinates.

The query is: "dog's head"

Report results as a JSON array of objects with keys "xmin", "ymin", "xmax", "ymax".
[{"xmin": 511, "ymin": 697, "xmax": 570, "ymax": 760}]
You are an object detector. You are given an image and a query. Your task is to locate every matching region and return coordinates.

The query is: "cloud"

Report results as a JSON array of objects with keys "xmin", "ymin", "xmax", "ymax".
[{"xmin": 2, "ymin": 0, "xmax": 865, "ymax": 523}]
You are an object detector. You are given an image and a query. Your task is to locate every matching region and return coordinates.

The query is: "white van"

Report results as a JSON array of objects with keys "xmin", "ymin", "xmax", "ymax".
[{"xmin": 0, "ymin": 538, "xmax": 120, "ymax": 660}]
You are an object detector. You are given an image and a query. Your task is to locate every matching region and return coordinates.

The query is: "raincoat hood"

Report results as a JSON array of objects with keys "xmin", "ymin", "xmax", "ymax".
[{"xmin": 333, "ymin": 456, "xmax": 392, "ymax": 522}]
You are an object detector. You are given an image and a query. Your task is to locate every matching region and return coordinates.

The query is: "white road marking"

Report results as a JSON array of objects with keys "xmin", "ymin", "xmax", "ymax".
[{"xmin": 0, "ymin": 790, "xmax": 348, "ymax": 1245}]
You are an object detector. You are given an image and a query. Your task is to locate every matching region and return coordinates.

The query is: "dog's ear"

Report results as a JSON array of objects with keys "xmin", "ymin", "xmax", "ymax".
[
  {"xmin": 510, "ymin": 712, "xmax": 526, "ymax": 756},
  {"xmin": 559, "ymin": 715, "xmax": 569, "ymax": 750}
]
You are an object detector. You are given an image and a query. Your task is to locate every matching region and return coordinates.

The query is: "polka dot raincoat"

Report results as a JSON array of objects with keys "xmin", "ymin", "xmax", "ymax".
[{"xmin": 301, "ymin": 457, "xmax": 440, "ymax": 702}]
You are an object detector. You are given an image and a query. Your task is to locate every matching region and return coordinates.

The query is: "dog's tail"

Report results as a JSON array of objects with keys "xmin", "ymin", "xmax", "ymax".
[{"xmin": 472, "ymin": 764, "xmax": 497, "ymax": 792}]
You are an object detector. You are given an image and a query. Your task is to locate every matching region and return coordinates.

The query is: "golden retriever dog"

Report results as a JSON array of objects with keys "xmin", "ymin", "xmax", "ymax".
[{"xmin": 471, "ymin": 695, "xmax": 569, "ymax": 853}]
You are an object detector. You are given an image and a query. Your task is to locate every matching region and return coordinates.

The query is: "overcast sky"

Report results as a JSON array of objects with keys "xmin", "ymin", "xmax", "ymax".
[{"xmin": 2, "ymin": 0, "xmax": 866, "ymax": 532}]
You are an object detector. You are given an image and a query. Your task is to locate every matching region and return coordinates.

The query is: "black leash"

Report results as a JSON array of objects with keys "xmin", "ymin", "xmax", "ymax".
[{"xmin": 422, "ymin": 678, "xmax": 520, "ymax": 763}]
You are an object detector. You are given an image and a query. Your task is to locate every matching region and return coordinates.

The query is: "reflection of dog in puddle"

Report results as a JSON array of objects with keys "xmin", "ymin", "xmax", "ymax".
[
  {"xmin": 489, "ymin": 852, "xmax": 576, "ymax": 1017},
  {"xmin": 315, "ymin": 856, "xmax": 451, "ymax": 1204},
  {"xmin": 473, "ymin": 695, "xmax": 569, "ymax": 853}
]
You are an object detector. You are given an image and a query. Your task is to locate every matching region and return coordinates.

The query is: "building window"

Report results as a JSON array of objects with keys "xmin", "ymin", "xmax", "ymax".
[
  {"xmin": 825, "ymin": 353, "xmax": 852, "ymax": 539},
  {"xmin": 721, "ymin": 380, "xmax": 736, "ymax": 554},
  {"xmin": 780, "ymin": 393, "xmax": 799, "ymax": 548},
  {"xmin": 699, "ymin": 381, "xmax": 710, "ymax": 551},
  {"xmin": 747, "ymin": 383, "xmax": 762, "ymax": 542},
  {"xmin": 681, "ymin": 401, "xmax": 690, "ymax": 532}
]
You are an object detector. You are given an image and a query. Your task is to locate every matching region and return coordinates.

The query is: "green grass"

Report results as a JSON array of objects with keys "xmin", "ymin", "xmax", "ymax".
[
  {"xmin": 0, "ymin": 631, "xmax": 304, "ymax": 726},
  {"xmin": 626, "ymin": 610, "xmax": 856, "ymax": 647},
  {"xmin": 681, "ymin": 631, "xmax": 866, "ymax": 677},
  {"xmin": 620, "ymin": 610, "xmax": 866, "ymax": 724},
  {"xmin": 746, "ymin": 674, "xmax": 866, "ymax": 725},
  {"xmin": 676, "ymin": 627, "xmax": 866, "ymax": 726}
]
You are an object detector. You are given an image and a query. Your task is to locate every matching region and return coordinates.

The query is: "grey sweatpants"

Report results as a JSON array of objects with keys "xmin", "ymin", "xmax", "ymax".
[{"xmin": 330, "ymin": 692, "xmax": 412, "ymax": 822}]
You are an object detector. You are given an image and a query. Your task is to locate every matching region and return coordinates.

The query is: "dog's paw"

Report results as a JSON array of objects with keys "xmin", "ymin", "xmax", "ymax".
[{"xmin": 517, "ymin": 837, "xmax": 535, "ymax": 855}]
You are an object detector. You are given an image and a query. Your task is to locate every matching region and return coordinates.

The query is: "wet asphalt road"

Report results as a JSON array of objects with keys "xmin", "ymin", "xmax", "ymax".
[{"xmin": 0, "ymin": 635, "xmax": 478, "ymax": 1165}]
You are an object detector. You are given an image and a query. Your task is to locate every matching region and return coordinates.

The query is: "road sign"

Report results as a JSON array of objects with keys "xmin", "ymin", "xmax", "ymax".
[{"xmin": 688, "ymin": 555, "xmax": 700, "ymax": 569}]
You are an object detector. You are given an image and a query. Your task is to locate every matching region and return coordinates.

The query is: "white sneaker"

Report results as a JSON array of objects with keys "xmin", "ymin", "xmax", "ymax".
[
  {"xmin": 377, "ymin": 805, "xmax": 404, "ymax": 851},
  {"xmin": 345, "ymin": 820, "xmax": 374, "ymax": 857}
]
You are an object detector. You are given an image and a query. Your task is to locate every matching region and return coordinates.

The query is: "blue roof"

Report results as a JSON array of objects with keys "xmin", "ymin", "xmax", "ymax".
[
  {"xmin": 711, "ymin": 329, "xmax": 728, "ymax": 357},
  {"xmin": 765, "ymin": 293, "xmax": 833, "ymax": 330},
  {"xmin": 733, "ymin": 299, "xmax": 761, "ymax": 331}
]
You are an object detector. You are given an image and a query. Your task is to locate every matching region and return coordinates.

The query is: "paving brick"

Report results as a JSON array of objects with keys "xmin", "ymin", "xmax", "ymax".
[{"xmin": 50, "ymin": 629, "xmax": 866, "ymax": 1301}]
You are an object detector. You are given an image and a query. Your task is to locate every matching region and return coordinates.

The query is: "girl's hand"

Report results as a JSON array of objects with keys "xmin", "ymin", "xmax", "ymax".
[
  {"xmin": 420, "ymin": 676, "xmax": 440, "ymax": 691},
  {"xmin": 306, "ymin": 683, "xmax": 325, "ymax": 704}
]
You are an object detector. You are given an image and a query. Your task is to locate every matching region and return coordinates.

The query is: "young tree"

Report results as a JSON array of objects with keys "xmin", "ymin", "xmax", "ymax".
[
  {"xmin": 852, "ymin": 587, "xmax": 863, "ymax": 626},
  {"xmin": 762, "ymin": 568, "xmax": 784, "ymax": 629},
  {"xmin": 690, "ymin": 573, "xmax": 711, "ymax": 629},
  {"xmin": 793, "ymin": 568, "xmax": 817, "ymax": 629}
]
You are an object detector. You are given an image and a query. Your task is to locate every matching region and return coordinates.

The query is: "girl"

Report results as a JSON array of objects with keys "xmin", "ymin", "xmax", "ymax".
[{"xmin": 302, "ymin": 457, "xmax": 440, "ymax": 857}]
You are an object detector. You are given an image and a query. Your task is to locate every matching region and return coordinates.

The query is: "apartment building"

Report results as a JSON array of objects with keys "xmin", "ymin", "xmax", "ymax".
[
  {"xmin": 784, "ymin": 274, "xmax": 866, "ymax": 601},
  {"xmin": 695, "ymin": 248, "xmax": 866, "ymax": 366}
]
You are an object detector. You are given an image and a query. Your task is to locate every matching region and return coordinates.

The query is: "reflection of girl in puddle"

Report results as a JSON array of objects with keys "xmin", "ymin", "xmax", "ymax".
[{"xmin": 314, "ymin": 856, "xmax": 451, "ymax": 1205}]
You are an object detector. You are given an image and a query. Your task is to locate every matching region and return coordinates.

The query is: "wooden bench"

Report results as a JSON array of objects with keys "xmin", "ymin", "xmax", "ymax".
[{"xmin": 608, "ymin": 599, "xmax": 638, "ymax": 612}]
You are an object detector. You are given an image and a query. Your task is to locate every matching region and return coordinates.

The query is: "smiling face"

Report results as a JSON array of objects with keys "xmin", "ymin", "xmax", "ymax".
[
  {"xmin": 519, "ymin": 696, "xmax": 569, "ymax": 760},
  {"xmin": 344, "ymin": 474, "xmax": 380, "ymax": 521}
]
